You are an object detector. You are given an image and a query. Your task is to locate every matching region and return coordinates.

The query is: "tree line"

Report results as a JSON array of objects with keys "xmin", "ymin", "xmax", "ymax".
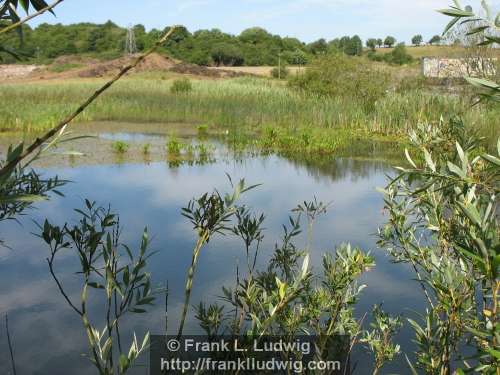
[{"xmin": 0, "ymin": 21, "xmax": 440, "ymax": 66}]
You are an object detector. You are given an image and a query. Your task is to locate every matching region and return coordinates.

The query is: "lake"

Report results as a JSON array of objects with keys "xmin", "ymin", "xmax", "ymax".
[{"xmin": 0, "ymin": 123, "xmax": 424, "ymax": 374}]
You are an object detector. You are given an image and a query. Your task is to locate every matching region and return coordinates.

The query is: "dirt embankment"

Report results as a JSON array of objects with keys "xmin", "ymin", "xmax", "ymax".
[{"xmin": 0, "ymin": 53, "xmax": 254, "ymax": 82}]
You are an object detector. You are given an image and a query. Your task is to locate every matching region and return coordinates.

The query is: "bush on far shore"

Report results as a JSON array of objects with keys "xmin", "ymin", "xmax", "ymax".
[{"xmin": 288, "ymin": 53, "xmax": 390, "ymax": 112}]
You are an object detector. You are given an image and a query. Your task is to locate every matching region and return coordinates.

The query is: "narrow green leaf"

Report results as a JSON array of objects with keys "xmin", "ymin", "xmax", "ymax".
[
  {"xmin": 405, "ymin": 149, "xmax": 417, "ymax": 168},
  {"xmin": 301, "ymin": 253, "xmax": 310, "ymax": 279},
  {"xmin": 466, "ymin": 25, "xmax": 489, "ymax": 35},
  {"xmin": 438, "ymin": 8, "xmax": 474, "ymax": 17},
  {"xmin": 465, "ymin": 77, "xmax": 499, "ymax": 90},
  {"xmin": 423, "ymin": 148, "xmax": 436, "ymax": 172},
  {"xmin": 443, "ymin": 16, "xmax": 460, "ymax": 35},
  {"xmin": 447, "ymin": 161, "xmax": 465, "ymax": 178},
  {"xmin": 482, "ymin": 154, "xmax": 500, "ymax": 167},
  {"xmin": 457, "ymin": 202, "xmax": 482, "ymax": 227}
]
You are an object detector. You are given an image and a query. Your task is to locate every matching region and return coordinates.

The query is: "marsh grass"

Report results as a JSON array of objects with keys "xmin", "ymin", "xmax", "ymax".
[
  {"xmin": 111, "ymin": 140, "xmax": 129, "ymax": 154},
  {"xmin": 1, "ymin": 77, "xmax": 498, "ymax": 152},
  {"xmin": 170, "ymin": 78, "xmax": 193, "ymax": 94},
  {"xmin": 166, "ymin": 137, "xmax": 183, "ymax": 156},
  {"xmin": 142, "ymin": 143, "xmax": 151, "ymax": 155}
]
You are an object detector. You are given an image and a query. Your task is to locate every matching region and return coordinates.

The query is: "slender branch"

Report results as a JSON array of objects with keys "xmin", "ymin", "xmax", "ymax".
[
  {"xmin": 0, "ymin": 25, "xmax": 179, "ymax": 177},
  {"xmin": 0, "ymin": 0, "xmax": 64, "ymax": 36},
  {"xmin": 5, "ymin": 314, "xmax": 17, "ymax": 375},
  {"xmin": 47, "ymin": 256, "xmax": 83, "ymax": 316},
  {"xmin": 114, "ymin": 289, "xmax": 123, "ymax": 354}
]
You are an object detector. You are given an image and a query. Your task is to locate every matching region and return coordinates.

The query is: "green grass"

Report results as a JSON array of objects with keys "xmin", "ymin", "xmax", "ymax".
[
  {"xmin": 48, "ymin": 63, "xmax": 84, "ymax": 73},
  {"xmin": 0, "ymin": 76, "xmax": 498, "ymax": 153}
]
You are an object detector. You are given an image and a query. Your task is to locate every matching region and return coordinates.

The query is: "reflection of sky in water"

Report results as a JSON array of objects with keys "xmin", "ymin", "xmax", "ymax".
[
  {"xmin": 0, "ymin": 155, "xmax": 425, "ymax": 374},
  {"xmin": 99, "ymin": 132, "xmax": 165, "ymax": 142}
]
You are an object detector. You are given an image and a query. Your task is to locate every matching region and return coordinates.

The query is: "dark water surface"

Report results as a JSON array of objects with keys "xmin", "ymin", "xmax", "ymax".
[{"xmin": 0, "ymin": 134, "xmax": 425, "ymax": 374}]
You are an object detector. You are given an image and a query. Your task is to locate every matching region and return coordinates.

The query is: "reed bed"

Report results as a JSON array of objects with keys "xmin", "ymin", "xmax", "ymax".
[{"xmin": 0, "ymin": 77, "xmax": 498, "ymax": 149}]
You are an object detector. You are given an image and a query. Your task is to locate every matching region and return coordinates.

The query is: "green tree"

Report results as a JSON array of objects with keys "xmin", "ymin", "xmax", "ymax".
[
  {"xmin": 307, "ymin": 38, "xmax": 328, "ymax": 55},
  {"xmin": 376, "ymin": 38, "xmax": 383, "ymax": 48},
  {"xmin": 239, "ymin": 27, "xmax": 271, "ymax": 45},
  {"xmin": 345, "ymin": 35, "xmax": 363, "ymax": 56},
  {"xmin": 428, "ymin": 34, "xmax": 442, "ymax": 45},
  {"xmin": 384, "ymin": 36, "xmax": 396, "ymax": 48},
  {"xmin": 211, "ymin": 42, "xmax": 244, "ymax": 66},
  {"xmin": 284, "ymin": 49, "xmax": 308, "ymax": 65},
  {"xmin": 366, "ymin": 38, "xmax": 377, "ymax": 51},
  {"xmin": 411, "ymin": 34, "xmax": 423, "ymax": 46}
]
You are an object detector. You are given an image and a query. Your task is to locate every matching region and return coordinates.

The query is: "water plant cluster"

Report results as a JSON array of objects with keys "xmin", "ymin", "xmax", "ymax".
[{"xmin": 1, "ymin": 76, "xmax": 498, "ymax": 154}]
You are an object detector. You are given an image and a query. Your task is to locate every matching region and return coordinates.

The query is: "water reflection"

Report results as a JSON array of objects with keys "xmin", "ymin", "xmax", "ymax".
[
  {"xmin": 0, "ymin": 150, "xmax": 422, "ymax": 374},
  {"xmin": 99, "ymin": 132, "xmax": 165, "ymax": 142}
]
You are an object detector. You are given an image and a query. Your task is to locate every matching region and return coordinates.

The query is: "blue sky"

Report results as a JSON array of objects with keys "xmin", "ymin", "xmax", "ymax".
[{"xmin": 28, "ymin": 0, "xmax": 478, "ymax": 43}]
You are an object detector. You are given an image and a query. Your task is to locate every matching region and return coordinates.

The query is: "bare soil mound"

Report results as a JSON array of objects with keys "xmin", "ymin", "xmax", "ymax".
[
  {"xmin": 76, "ymin": 53, "xmax": 177, "ymax": 78},
  {"xmin": 1, "ymin": 53, "xmax": 255, "ymax": 82}
]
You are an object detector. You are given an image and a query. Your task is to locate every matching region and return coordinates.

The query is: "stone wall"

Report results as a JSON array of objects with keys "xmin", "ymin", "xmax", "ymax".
[{"xmin": 422, "ymin": 57, "xmax": 497, "ymax": 78}]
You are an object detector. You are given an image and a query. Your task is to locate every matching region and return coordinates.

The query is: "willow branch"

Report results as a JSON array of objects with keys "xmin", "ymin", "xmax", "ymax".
[
  {"xmin": 0, "ymin": 25, "xmax": 178, "ymax": 177},
  {"xmin": 47, "ymin": 256, "xmax": 83, "ymax": 316},
  {"xmin": 0, "ymin": 0, "xmax": 64, "ymax": 36}
]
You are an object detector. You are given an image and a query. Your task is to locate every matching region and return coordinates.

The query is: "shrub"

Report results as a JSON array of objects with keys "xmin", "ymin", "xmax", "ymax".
[
  {"xmin": 367, "ymin": 44, "xmax": 413, "ymax": 66},
  {"xmin": 271, "ymin": 65, "xmax": 289, "ymax": 79},
  {"xmin": 111, "ymin": 141, "xmax": 129, "ymax": 154},
  {"xmin": 289, "ymin": 53, "xmax": 389, "ymax": 112},
  {"xmin": 170, "ymin": 78, "xmax": 193, "ymax": 94},
  {"xmin": 386, "ymin": 43, "xmax": 413, "ymax": 65},
  {"xmin": 367, "ymin": 51, "xmax": 384, "ymax": 62}
]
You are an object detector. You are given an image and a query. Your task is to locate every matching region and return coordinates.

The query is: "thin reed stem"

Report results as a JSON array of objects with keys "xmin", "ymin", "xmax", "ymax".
[{"xmin": 177, "ymin": 231, "xmax": 209, "ymax": 339}]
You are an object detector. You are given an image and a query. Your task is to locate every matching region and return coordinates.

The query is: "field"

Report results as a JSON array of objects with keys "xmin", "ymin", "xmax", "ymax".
[
  {"xmin": 1, "ymin": 72, "xmax": 498, "ymax": 155},
  {"xmin": 372, "ymin": 45, "xmax": 500, "ymax": 58}
]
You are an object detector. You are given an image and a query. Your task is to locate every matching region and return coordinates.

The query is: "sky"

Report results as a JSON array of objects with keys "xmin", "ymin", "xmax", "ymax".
[{"xmin": 27, "ymin": 0, "xmax": 495, "ymax": 44}]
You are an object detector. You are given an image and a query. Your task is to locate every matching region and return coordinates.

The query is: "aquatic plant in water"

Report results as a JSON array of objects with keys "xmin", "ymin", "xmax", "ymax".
[{"xmin": 111, "ymin": 141, "xmax": 129, "ymax": 154}]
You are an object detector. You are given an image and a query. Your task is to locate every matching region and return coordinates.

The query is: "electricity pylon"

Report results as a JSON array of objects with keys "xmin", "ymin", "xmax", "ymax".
[{"xmin": 125, "ymin": 25, "xmax": 137, "ymax": 55}]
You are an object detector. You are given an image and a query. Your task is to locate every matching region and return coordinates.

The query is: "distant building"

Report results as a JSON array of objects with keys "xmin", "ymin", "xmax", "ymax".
[{"xmin": 422, "ymin": 57, "xmax": 497, "ymax": 78}]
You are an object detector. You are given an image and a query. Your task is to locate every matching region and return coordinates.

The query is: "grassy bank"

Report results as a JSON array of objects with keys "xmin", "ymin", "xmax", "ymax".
[{"xmin": 0, "ymin": 76, "xmax": 498, "ymax": 153}]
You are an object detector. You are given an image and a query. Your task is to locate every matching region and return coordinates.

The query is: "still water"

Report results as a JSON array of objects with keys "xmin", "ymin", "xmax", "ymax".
[{"xmin": 0, "ymin": 129, "xmax": 424, "ymax": 374}]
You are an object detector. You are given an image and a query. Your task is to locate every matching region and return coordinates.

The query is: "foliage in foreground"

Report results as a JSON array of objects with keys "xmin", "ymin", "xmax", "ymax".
[
  {"xmin": 379, "ymin": 119, "xmax": 499, "ymax": 374},
  {"xmin": 39, "ymin": 201, "xmax": 153, "ymax": 374}
]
